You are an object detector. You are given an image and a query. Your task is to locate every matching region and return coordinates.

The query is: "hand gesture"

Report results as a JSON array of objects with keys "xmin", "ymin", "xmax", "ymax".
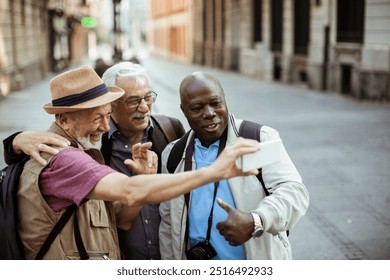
[
  {"xmin": 216, "ymin": 198, "xmax": 253, "ymax": 246},
  {"xmin": 13, "ymin": 131, "xmax": 70, "ymax": 165},
  {"xmin": 124, "ymin": 142, "xmax": 158, "ymax": 174}
]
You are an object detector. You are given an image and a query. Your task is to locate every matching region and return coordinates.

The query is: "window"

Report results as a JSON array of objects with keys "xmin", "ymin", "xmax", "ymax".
[
  {"xmin": 294, "ymin": 0, "xmax": 310, "ymax": 55},
  {"xmin": 271, "ymin": 0, "xmax": 283, "ymax": 52},
  {"xmin": 253, "ymin": 0, "xmax": 262, "ymax": 43},
  {"xmin": 337, "ymin": 0, "xmax": 365, "ymax": 43}
]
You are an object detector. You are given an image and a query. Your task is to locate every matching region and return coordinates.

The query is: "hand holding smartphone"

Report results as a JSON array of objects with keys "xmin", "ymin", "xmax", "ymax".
[{"xmin": 237, "ymin": 139, "xmax": 282, "ymax": 172}]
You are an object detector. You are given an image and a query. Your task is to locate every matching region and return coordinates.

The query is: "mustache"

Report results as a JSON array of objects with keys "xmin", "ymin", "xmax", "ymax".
[{"xmin": 133, "ymin": 112, "xmax": 149, "ymax": 118}]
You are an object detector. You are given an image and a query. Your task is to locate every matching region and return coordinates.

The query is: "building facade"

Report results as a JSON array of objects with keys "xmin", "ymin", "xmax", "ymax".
[
  {"xmin": 0, "ymin": 0, "xmax": 49, "ymax": 96},
  {"xmin": 147, "ymin": 0, "xmax": 193, "ymax": 63},
  {"xmin": 148, "ymin": 0, "xmax": 390, "ymax": 101},
  {"xmin": 0, "ymin": 0, "xmax": 99, "ymax": 97}
]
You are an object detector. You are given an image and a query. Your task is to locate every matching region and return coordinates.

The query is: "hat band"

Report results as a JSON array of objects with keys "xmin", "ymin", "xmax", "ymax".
[{"xmin": 52, "ymin": 84, "xmax": 108, "ymax": 107}]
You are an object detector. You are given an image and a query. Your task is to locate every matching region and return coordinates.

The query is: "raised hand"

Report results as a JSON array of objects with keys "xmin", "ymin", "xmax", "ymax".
[
  {"xmin": 210, "ymin": 137, "xmax": 260, "ymax": 180},
  {"xmin": 124, "ymin": 142, "xmax": 158, "ymax": 174}
]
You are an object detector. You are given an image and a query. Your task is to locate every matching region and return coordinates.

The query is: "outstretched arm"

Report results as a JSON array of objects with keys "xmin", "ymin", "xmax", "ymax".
[{"xmin": 89, "ymin": 138, "xmax": 261, "ymax": 229}]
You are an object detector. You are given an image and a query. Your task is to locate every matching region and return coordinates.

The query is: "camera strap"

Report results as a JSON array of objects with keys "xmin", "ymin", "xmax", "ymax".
[
  {"xmin": 183, "ymin": 128, "xmax": 228, "ymax": 243},
  {"xmin": 205, "ymin": 181, "xmax": 219, "ymax": 242}
]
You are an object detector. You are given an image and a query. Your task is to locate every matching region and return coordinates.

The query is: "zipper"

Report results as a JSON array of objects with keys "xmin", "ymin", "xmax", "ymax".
[
  {"xmin": 73, "ymin": 251, "xmax": 110, "ymax": 260},
  {"xmin": 100, "ymin": 253, "xmax": 109, "ymax": 260}
]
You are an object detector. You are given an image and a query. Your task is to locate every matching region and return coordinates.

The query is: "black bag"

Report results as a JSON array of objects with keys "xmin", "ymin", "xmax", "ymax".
[
  {"xmin": 0, "ymin": 157, "xmax": 84, "ymax": 260},
  {"xmin": 0, "ymin": 157, "xmax": 28, "ymax": 259}
]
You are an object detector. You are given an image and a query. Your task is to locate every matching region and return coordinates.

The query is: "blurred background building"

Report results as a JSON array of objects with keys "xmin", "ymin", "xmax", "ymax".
[
  {"xmin": 0, "ymin": 0, "xmax": 100, "ymax": 96},
  {"xmin": 1, "ymin": 0, "xmax": 389, "ymax": 101},
  {"xmin": 147, "ymin": 0, "xmax": 390, "ymax": 101},
  {"xmin": 148, "ymin": 0, "xmax": 193, "ymax": 63}
]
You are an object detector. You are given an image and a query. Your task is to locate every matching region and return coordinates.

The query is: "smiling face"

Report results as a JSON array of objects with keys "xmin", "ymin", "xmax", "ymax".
[
  {"xmin": 111, "ymin": 74, "xmax": 152, "ymax": 138},
  {"xmin": 60, "ymin": 103, "xmax": 112, "ymax": 149},
  {"xmin": 180, "ymin": 72, "xmax": 228, "ymax": 147}
]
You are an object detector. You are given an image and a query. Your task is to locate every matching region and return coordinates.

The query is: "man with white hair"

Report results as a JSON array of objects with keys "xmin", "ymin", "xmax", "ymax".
[
  {"xmin": 100, "ymin": 62, "xmax": 185, "ymax": 259},
  {"xmin": 13, "ymin": 65, "xmax": 261, "ymax": 260}
]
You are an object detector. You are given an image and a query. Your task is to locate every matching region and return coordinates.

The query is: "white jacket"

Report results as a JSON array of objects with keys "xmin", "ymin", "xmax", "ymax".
[{"xmin": 159, "ymin": 114, "xmax": 309, "ymax": 259}]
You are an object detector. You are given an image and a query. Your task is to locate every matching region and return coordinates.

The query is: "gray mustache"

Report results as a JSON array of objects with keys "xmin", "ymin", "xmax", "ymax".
[{"xmin": 133, "ymin": 113, "xmax": 149, "ymax": 118}]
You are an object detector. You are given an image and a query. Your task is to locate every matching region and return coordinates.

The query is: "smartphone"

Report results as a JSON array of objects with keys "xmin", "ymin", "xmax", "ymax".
[{"xmin": 237, "ymin": 139, "xmax": 282, "ymax": 172}]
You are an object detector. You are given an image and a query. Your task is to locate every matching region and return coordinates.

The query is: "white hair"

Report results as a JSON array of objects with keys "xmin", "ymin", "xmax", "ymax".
[{"xmin": 102, "ymin": 62, "xmax": 150, "ymax": 88}]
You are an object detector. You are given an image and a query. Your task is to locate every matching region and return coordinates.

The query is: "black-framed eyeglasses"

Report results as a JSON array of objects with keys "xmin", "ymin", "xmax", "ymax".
[{"xmin": 118, "ymin": 90, "xmax": 158, "ymax": 109}]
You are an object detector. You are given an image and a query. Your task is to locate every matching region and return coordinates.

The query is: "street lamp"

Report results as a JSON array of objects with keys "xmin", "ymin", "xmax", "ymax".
[{"xmin": 112, "ymin": 0, "xmax": 123, "ymax": 62}]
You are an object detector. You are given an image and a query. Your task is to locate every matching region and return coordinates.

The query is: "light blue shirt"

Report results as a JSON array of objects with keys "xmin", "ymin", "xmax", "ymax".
[{"xmin": 188, "ymin": 138, "xmax": 245, "ymax": 260}]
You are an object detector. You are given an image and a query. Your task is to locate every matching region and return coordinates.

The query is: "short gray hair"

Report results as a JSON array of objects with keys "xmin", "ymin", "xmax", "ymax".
[{"xmin": 102, "ymin": 62, "xmax": 150, "ymax": 88}]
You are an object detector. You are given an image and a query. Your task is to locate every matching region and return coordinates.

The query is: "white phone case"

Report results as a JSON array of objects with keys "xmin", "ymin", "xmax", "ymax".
[{"xmin": 237, "ymin": 139, "xmax": 283, "ymax": 172}]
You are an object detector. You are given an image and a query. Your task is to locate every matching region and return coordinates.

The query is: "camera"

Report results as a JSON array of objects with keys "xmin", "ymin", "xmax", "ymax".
[{"xmin": 186, "ymin": 240, "xmax": 217, "ymax": 260}]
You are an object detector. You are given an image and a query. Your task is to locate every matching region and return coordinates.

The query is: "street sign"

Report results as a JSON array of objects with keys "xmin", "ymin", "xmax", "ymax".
[{"xmin": 81, "ymin": 17, "xmax": 97, "ymax": 28}]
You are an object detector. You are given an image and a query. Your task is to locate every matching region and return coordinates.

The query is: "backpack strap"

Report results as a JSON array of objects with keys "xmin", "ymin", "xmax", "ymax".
[
  {"xmin": 73, "ymin": 209, "xmax": 89, "ymax": 260},
  {"xmin": 35, "ymin": 204, "xmax": 79, "ymax": 260},
  {"xmin": 100, "ymin": 132, "xmax": 112, "ymax": 166},
  {"xmin": 151, "ymin": 114, "xmax": 178, "ymax": 143},
  {"xmin": 239, "ymin": 120, "xmax": 269, "ymax": 196},
  {"xmin": 166, "ymin": 130, "xmax": 192, "ymax": 174},
  {"xmin": 239, "ymin": 121, "xmax": 289, "ymax": 236},
  {"xmin": 35, "ymin": 204, "xmax": 90, "ymax": 260}
]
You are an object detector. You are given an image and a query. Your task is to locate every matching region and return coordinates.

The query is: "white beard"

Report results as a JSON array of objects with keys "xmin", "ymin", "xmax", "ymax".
[{"xmin": 76, "ymin": 136, "xmax": 102, "ymax": 150}]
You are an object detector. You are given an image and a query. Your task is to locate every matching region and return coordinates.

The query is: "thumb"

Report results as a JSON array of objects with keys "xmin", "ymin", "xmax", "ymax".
[
  {"xmin": 124, "ymin": 159, "xmax": 136, "ymax": 170},
  {"xmin": 216, "ymin": 198, "xmax": 234, "ymax": 213}
]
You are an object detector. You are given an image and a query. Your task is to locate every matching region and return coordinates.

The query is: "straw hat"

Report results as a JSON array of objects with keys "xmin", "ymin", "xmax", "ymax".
[{"xmin": 43, "ymin": 65, "xmax": 124, "ymax": 114}]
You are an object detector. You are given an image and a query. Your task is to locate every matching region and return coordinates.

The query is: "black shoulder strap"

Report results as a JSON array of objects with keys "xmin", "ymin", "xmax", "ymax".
[
  {"xmin": 35, "ymin": 204, "xmax": 77, "ymax": 260},
  {"xmin": 239, "ymin": 120, "xmax": 261, "ymax": 141},
  {"xmin": 151, "ymin": 114, "xmax": 178, "ymax": 143},
  {"xmin": 100, "ymin": 132, "xmax": 112, "ymax": 166},
  {"xmin": 166, "ymin": 130, "xmax": 192, "ymax": 174},
  {"xmin": 239, "ymin": 120, "xmax": 269, "ymax": 196},
  {"xmin": 35, "ymin": 204, "xmax": 89, "ymax": 260},
  {"xmin": 240, "ymin": 121, "xmax": 289, "ymax": 236}
]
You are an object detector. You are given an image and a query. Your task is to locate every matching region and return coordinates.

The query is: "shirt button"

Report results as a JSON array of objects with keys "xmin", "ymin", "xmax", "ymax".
[
  {"xmin": 148, "ymin": 240, "xmax": 152, "ymax": 245},
  {"xmin": 145, "ymin": 219, "xmax": 149, "ymax": 224},
  {"xmin": 125, "ymin": 145, "xmax": 129, "ymax": 148}
]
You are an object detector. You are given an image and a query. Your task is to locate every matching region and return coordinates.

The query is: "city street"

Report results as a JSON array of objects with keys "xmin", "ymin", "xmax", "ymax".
[{"xmin": 1, "ymin": 53, "xmax": 389, "ymax": 260}]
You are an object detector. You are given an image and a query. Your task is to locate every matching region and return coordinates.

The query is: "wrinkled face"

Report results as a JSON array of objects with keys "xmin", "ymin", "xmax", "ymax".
[
  {"xmin": 65, "ymin": 104, "xmax": 112, "ymax": 149},
  {"xmin": 180, "ymin": 78, "xmax": 228, "ymax": 147},
  {"xmin": 111, "ymin": 75, "xmax": 152, "ymax": 136}
]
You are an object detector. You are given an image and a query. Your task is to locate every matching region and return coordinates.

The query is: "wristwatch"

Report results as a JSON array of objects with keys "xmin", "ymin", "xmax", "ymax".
[{"xmin": 250, "ymin": 212, "xmax": 264, "ymax": 238}]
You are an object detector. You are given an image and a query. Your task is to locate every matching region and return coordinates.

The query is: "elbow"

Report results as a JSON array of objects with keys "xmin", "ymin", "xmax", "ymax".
[
  {"xmin": 123, "ymin": 194, "xmax": 139, "ymax": 207},
  {"xmin": 123, "ymin": 187, "xmax": 145, "ymax": 207}
]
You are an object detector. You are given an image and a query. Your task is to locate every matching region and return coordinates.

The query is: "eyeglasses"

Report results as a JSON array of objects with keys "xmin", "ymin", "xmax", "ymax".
[{"xmin": 118, "ymin": 90, "xmax": 158, "ymax": 109}]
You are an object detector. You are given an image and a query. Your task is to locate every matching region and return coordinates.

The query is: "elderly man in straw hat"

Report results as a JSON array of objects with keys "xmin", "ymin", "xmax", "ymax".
[{"xmin": 15, "ymin": 65, "xmax": 261, "ymax": 260}]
